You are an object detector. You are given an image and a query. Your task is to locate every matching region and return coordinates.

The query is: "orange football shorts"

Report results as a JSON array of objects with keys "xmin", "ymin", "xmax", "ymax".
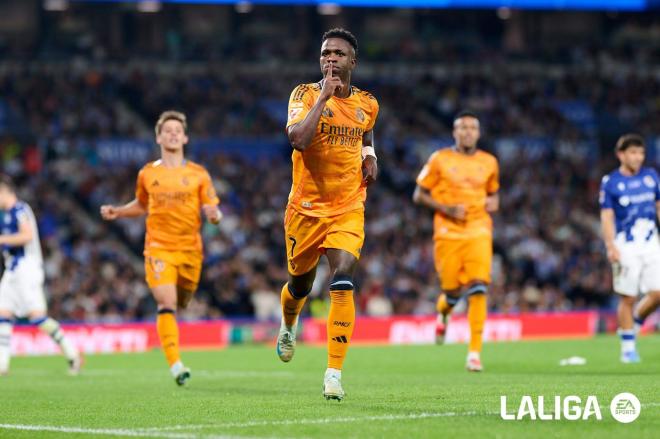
[
  {"xmin": 434, "ymin": 236, "xmax": 492, "ymax": 291},
  {"xmin": 144, "ymin": 249, "xmax": 203, "ymax": 292},
  {"xmin": 284, "ymin": 207, "xmax": 364, "ymax": 276}
]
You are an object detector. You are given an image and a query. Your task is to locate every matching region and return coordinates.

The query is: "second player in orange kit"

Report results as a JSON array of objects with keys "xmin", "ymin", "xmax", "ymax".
[
  {"xmin": 413, "ymin": 111, "xmax": 499, "ymax": 372},
  {"xmin": 101, "ymin": 111, "xmax": 221, "ymax": 385}
]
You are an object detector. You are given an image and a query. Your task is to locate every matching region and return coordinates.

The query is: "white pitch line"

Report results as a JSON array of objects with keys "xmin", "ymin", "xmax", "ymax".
[
  {"xmin": 0, "ymin": 424, "xmax": 197, "ymax": 438},
  {"xmin": 145, "ymin": 401, "xmax": 660, "ymax": 433},
  {"xmin": 2, "ymin": 404, "xmax": 657, "ymax": 438},
  {"xmin": 136, "ymin": 411, "xmax": 480, "ymax": 432}
]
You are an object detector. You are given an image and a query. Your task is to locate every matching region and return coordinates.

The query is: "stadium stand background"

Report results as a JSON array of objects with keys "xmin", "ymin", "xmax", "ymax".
[{"xmin": 1, "ymin": 0, "xmax": 660, "ymax": 322}]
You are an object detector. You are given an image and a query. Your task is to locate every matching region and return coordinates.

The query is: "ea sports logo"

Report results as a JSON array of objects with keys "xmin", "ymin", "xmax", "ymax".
[{"xmin": 610, "ymin": 393, "xmax": 641, "ymax": 423}]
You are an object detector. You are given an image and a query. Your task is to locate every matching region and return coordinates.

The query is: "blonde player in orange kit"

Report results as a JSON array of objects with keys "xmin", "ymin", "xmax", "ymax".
[
  {"xmin": 277, "ymin": 28, "xmax": 379, "ymax": 401},
  {"xmin": 413, "ymin": 111, "xmax": 499, "ymax": 372},
  {"xmin": 100, "ymin": 111, "xmax": 221, "ymax": 385}
]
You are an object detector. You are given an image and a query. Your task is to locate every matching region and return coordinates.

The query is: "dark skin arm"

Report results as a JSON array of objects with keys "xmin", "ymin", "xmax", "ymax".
[
  {"xmin": 362, "ymin": 130, "xmax": 377, "ymax": 186},
  {"xmin": 287, "ymin": 69, "xmax": 343, "ymax": 152}
]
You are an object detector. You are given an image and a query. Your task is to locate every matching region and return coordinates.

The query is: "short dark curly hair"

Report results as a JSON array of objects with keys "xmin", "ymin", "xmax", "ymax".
[{"xmin": 322, "ymin": 28, "xmax": 358, "ymax": 56}]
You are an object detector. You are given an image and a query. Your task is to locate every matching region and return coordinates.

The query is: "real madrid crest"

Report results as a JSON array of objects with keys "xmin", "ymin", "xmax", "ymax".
[{"xmin": 356, "ymin": 108, "xmax": 365, "ymax": 123}]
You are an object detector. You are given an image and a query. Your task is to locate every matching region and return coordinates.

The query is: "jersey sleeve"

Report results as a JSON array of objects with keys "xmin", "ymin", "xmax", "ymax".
[
  {"xmin": 416, "ymin": 154, "xmax": 440, "ymax": 190},
  {"xmin": 286, "ymin": 84, "xmax": 315, "ymax": 128},
  {"xmin": 365, "ymin": 95, "xmax": 380, "ymax": 132},
  {"xmin": 135, "ymin": 168, "xmax": 148, "ymax": 207},
  {"xmin": 487, "ymin": 157, "xmax": 500, "ymax": 194},
  {"xmin": 199, "ymin": 169, "xmax": 220, "ymax": 206},
  {"xmin": 652, "ymin": 169, "xmax": 660, "ymax": 201},
  {"xmin": 15, "ymin": 206, "xmax": 29, "ymax": 226},
  {"xmin": 599, "ymin": 176, "xmax": 614, "ymax": 209}
]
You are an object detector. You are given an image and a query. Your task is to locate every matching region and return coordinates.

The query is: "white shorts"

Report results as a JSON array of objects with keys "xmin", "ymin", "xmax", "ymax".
[
  {"xmin": 612, "ymin": 243, "xmax": 660, "ymax": 297},
  {"xmin": 0, "ymin": 263, "xmax": 46, "ymax": 318}
]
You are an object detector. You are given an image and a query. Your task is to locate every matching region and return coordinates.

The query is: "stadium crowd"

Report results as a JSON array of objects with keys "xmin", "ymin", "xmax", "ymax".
[{"xmin": 1, "ymin": 8, "xmax": 659, "ymax": 322}]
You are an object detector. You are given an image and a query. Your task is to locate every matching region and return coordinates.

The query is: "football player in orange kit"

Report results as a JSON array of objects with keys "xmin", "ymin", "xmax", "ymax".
[
  {"xmin": 101, "ymin": 111, "xmax": 221, "ymax": 385},
  {"xmin": 277, "ymin": 28, "xmax": 379, "ymax": 401},
  {"xmin": 413, "ymin": 111, "xmax": 499, "ymax": 372}
]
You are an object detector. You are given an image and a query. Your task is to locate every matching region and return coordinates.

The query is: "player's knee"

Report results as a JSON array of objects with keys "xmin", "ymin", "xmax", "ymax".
[
  {"xmin": 157, "ymin": 306, "xmax": 177, "ymax": 314},
  {"xmin": 464, "ymin": 282, "xmax": 488, "ymax": 297},
  {"xmin": 443, "ymin": 291, "xmax": 461, "ymax": 307},
  {"xmin": 29, "ymin": 315, "xmax": 49, "ymax": 326},
  {"xmin": 177, "ymin": 289, "xmax": 194, "ymax": 309},
  {"xmin": 329, "ymin": 274, "xmax": 354, "ymax": 292},
  {"xmin": 619, "ymin": 295, "xmax": 635, "ymax": 306},
  {"xmin": 287, "ymin": 282, "xmax": 312, "ymax": 299}
]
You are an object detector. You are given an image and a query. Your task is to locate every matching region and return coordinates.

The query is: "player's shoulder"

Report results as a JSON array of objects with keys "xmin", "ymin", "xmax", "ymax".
[
  {"xmin": 352, "ymin": 86, "xmax": 379, "ymax": 107},
  {"xmin": 14, "ymin": 200, "xmax": 32, "ymax": 214},
  {"xmin": 641, "ymin": 166, "xmax": 659, "ymax": 178},
  {"xmin": 433, "ymin": 147, "xmax": 452, "ymax": 159},
  {"xmin": 139, "ymin": 160, "xmax": 160, "ymax": 172},
  {"xmin": 600, "ymin": 169, "xmax": 620, "ymax": 188},
  {"xmin": 475, "ymin": 149, "xmax": 498, "ymax": 165},
  {"xmin": 290, "ymin": 83, "xmax": 321, "ymax": 102},
  {"xmin": 185, "ymin": 160, "xmax": 211, "ymax": 175},
  {"xmin": 13, "ymin": 200, "xmax": 34, "ymax": 220},
  {"xmin": 426, "ymin": 147, "xmax": 452, "ymax": 166}
]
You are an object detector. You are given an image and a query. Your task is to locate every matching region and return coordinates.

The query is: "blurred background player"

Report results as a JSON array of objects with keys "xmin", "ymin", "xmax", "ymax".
[
  {"xmin": 100, "ymin": 111, "xmax": 221, "ymax": 385},
  {"xmin": 277, "ymin": 28, "xmax": 379, "ymax": 400},
  {"xmin": 0, "ymin": 175, "xmax": 82, "ymax": 376},
  {"xmin": 599, "ymin": 134, "xmax": 660, "ymax": 364},
  {"xmin": 413, "ymin": 111, "xmax": 499, "ymax": 372}
]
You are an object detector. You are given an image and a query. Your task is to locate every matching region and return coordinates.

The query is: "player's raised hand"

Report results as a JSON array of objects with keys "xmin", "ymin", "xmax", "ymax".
[
  {"xmin": 320, "ymin": 64, "xmax": 342, "ymax": 101},
  {"xmin": 442, "ymin": 204, "xmax": 467, "ymax": 221},
  {"xmin": 362, "ymin": 156, "xmax": 378, "ymax": 186},
  {"xmin": 202, "ymin": 204, "xmax": 223, "ymax": 225},
  {"xmin": 100, "ymin": 205, "xmax": 119, "ymax": 221}
]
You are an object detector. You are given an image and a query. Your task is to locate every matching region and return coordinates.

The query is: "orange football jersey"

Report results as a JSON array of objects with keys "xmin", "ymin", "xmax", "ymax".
[
  {"xmin": 136, "ymin": 160, "xmax": 219, "ymax": 252},
  {"xmin": 286, "ymin": 82, "xmax": 379, "ymax": 217},
  {"xmin": 417, "ymin": 148, "xmax": 499, "ymax": 240}
]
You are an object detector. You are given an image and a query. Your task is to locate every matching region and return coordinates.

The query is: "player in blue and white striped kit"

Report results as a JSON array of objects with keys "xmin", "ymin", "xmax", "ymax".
[
  {"xmin": 0, "ymin": 175, "xmax": 82, "ymax": 375},
  {"xmin": 600, "ymin": 134, "xmax": 660, "ymax": 363}
]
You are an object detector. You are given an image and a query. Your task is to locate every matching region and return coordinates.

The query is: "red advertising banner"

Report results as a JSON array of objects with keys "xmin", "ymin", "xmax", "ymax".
[
  {"xmin": 300, "ymin": 311, "xmax": 599, "ymax": 345},
  {"xmin": 9, "ymin": 311, "xmax": 600, "ymax": 355},
  {"xmin": 11, "ymin": 321, "xmax": 230, "ymax": 356}
]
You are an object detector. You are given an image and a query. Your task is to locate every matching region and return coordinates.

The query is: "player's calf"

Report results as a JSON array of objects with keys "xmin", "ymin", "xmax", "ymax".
[
  {"xmin": 0, "ymin": 317, "xmax": 12, "ymax": 375},
  {"xmin": 32, "ymin": 316, "xmax": 81, "ymax": 374},
  {"xmin": 277, "ymin": 283, "xmax": 310, "ymax": 363},
  {"xmin": 435, "ymin": 292, "xmax": 460, "ymax": 345}
]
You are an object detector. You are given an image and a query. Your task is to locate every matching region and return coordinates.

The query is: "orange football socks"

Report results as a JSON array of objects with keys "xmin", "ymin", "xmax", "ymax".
[
  {"xmin": 157, "ymin": 309, "xmax": 180, "ymax": 366},
  {"xmin": 327, "ymin": 277, "xmax": 355, "ymax": 370}
]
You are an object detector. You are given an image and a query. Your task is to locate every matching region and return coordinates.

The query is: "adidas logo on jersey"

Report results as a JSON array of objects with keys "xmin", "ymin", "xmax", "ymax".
[
  {"xmin": 151, "ymin": 180, "xmax": 160, "ymax": 187},
  {"xmin": 332, "ymin": 335, "xmax": 348, "ymax": 343}
]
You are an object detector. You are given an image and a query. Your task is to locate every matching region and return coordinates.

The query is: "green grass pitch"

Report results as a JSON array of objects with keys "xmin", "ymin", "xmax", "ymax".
[{"xmin": 0, "ymin": 335, "xmax": 658, "ymax": 438}]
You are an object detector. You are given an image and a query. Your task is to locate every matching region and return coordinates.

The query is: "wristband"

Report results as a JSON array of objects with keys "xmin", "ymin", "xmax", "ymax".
[{"xmin": 362, "ymin": 146, "xmax": 377, "ymax": 161}]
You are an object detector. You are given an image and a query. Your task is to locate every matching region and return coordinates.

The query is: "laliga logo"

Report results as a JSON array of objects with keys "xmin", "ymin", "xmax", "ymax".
[
  {"xmin": 500, "ymin": 396, "xmax": 602, "ymax": 421},
  {"xmin": 500, "ymin": 393, "xmax": 641, "ymax": 422}
]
